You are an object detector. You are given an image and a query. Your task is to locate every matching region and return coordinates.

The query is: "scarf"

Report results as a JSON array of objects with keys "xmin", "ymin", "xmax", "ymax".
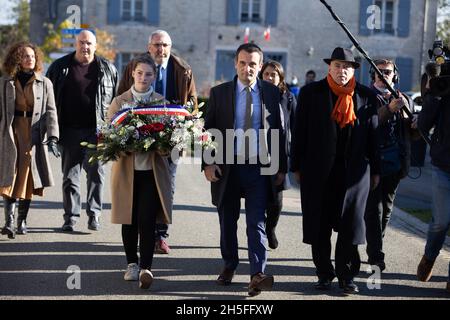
[
  {"xmin": 326, "ymin": 74, "xmax": 357, "ymax": 128},
  {"xmin": 131, "ymin": 85, "xmax": 153, "ymax": 103}
]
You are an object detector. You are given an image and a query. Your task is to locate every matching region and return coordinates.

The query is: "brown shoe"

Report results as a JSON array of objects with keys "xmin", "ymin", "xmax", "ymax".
[
  {"xmin": 248, "ymin": 273, "xmax": 274, "ymax": 297},
  {"xmin": 417, "ymin": 255, "xmax": 435, "ymax": 282},
  {"xmin": 446, "ymin": 282, "xmax": 450, "ymax": 294},
  {"xmin": 216, "ymin": 268, "xmax": 235, "ymax": 286}
]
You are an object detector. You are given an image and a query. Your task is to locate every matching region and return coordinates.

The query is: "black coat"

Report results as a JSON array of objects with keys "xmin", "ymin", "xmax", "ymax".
[
  {"xmin": 291, "ymin": 78, "xmax": 380, "ymax": 245},
  {"xmin": 418, "ymin": 93, "xmax": 450, "ymax": 173},
  {"xmin": 46, "ymin": 52, "xmax": 119, "ymax": 128},
  {"xmin": 203, "ymin": 77, "xmax": 287, "ymax": 208}
]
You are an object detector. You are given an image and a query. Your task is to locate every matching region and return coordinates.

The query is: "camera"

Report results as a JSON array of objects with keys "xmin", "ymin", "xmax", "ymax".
[{"xmin": 424, "ymin": 40, "xmax": 450, "ymax": 97}]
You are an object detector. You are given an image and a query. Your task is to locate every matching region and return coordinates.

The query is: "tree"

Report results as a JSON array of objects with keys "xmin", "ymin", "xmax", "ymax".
[
  {"xmin": 437, "ymin": 0, "xmax": 450, "ymax": 45},
  {"xmin": 41, "ymin": 20, "xmax": 117, "ymax": 63},
  {"xmin": 0, "ymin": 0, "xmax": 29, "ymax": 75}
]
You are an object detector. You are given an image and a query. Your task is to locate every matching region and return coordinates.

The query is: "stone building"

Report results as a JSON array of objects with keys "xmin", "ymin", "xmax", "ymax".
[{"xmin": 30, "ymin": 0, "xmax": 438, "ymax": 95}]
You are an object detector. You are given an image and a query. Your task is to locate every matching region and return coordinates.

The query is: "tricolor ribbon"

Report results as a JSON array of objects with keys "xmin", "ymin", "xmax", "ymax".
[{"xmin": 111, "ymin": 105, "xmax": 191, "ymax": 127}]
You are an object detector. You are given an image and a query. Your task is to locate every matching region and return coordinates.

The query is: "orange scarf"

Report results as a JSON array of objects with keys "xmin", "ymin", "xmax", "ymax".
[{"xmin": 327, "ymin": 74, "xmax": 357, "ymax": 128}]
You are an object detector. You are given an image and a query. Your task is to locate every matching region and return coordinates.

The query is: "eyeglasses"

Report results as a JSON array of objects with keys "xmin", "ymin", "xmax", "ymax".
[
  {"xmin": 151, "ymin": 43, "xmax": 171, "ymax": 48},
  {"xmin": 379, "ymin": 69, "xmax": 393, "ymax": 76}
]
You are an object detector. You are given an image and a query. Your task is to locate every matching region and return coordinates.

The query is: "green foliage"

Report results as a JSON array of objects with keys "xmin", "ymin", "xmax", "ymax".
[{"xmin": 437, "ymin": 0, "xmax": 450, "ymax": 44}]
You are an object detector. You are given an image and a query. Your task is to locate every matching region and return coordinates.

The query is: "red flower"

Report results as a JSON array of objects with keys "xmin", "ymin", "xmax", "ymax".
[
  {"xmin": 152, "ymin": 123, "xmax": 165, "ymax": 132},
  {"xmin": 138, "ymin": 123, "xmax": 165, "ymax": 135}
]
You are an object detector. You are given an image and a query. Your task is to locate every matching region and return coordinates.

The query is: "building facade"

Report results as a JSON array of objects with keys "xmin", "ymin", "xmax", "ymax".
[{"xmin": 30, "ymin": 0, "xmax": 438, "ymax": 95}]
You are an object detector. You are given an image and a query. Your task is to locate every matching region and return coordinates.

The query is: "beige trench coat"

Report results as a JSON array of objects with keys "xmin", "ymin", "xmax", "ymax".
[
  {"xmin": 108, "ymin": 89, "xmax": 173, "ymax": 225},
  {"xmin": 0, "ymin": 73, "xmax": 59, "ymax": 189}
]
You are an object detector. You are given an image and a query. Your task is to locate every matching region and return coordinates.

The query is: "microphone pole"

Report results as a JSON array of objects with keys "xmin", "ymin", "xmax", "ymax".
[{"xmin": 320, "ymin": 0, "xmax": 431, "ymax": 145}]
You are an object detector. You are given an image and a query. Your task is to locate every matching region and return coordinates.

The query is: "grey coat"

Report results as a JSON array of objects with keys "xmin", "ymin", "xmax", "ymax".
[{"xmin": 0, "ymin": 73, "xmax": 59, "ymax": 188}]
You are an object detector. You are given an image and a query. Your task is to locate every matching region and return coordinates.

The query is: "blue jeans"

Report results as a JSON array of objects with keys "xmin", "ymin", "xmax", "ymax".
[{"xmin": 424, "ymin": 165, "xmax": 450, "ymax": 281}]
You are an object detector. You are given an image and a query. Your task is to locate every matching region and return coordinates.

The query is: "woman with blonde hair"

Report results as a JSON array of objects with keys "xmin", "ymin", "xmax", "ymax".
[{"xmin": 0, "ymin": 42, "xmax": 59, "ymax": 239}]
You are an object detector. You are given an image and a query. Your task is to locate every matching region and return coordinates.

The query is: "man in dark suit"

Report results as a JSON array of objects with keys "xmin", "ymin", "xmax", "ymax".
[
  {"xmin": 291, "ymin": 47, "xmax": 381, "ymax": 295},
  {"xmin": 203, "ymin": 43, "xmax": 287, "ymax": 297}
]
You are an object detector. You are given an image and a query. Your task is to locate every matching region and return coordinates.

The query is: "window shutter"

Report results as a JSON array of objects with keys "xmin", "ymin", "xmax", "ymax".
[
  {"xmin": 265, "ymin": 0, "xmax": 278, "ymax": 27},
  {"xmin": 226, "ymin": 0, "xmax": 240, "ymax": 25},
  {"xmin": 107, "ymin": 0, "xmax": 121, "ymax": 25},
  {"xmin": 147, "ymin": 0, "xmax": 160, "ymax": 25},
  {"xmin": 397, "ymin": 0, "xmax": 411, "ymax": 37},
  {"xmin": 359, "ymin": 59, "xmax": 371, "ymax": 87},
  {"xmin": 396, "ymin": 57, "xmax": 413, "ymax": 91},
  {"xmin": 359, "ymin": 0, "xmax": 373, "ymax": 36}
]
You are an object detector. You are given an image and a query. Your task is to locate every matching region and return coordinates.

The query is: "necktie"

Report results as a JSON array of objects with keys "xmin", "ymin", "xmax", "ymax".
[
  {"xmin": 243, "ymin": 86, "xmax": 253, "ymax": 159},
  {"xmin": 155, "ymin": 65, "xmax": 163, "ymax": 95}
]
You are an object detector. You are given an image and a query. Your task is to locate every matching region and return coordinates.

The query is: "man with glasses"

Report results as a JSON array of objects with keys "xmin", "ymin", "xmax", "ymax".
[
  {"xmin": 364, "ymin": 59, "xmax": 418, "ymax": 274},
  {"xmin": 118, "ymin": 30, "xmax": 198, "ymax": 254}
]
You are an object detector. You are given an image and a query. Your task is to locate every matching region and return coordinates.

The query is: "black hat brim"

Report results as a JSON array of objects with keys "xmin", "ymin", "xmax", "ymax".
[{"xmin": 323, "ymin": 58, "xmax": 360, "ymax": 69}]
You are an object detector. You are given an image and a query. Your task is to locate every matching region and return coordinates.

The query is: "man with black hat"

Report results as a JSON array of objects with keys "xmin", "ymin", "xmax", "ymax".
[{"xmin": 291, "ymin": 47, "xmax": 381, "ymax": 294}]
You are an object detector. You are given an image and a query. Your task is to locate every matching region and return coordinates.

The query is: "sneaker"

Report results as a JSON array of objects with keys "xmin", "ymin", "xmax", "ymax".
[
  {"xmin": 88, "ymin": 216, "xmax": 100, "ymax": 231},
  {"xmin": 124, "ymin": 263, "xmax": 139, "ymax": 281},
  {"xmin": 155, "ymin": 239, "xmax": 170, "ymax": 254},
  {"xmin": 417, "ymin": 255, "xmax": 435, "ymax": 282},
  {"xmin": 139, "ymin": 269, "xmax": 154, "ymax": 289}
]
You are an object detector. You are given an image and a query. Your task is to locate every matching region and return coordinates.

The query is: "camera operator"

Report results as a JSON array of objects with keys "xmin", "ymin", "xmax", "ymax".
[
  {"xmin": 364, "ymin": 59, "xmax": 419, "ymax": 272},
  {"xmin": 416, "ymin": 42, "xmax": 450, "ymax": 294}
]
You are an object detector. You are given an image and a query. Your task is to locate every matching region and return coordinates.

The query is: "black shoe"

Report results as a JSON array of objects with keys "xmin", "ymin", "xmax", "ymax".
[
  {"xmin": 16, "ymin": 219, "xmax": 27, "ymax": 235},
  {"xmin": 62, "ymin": 222, "xmax": 74, "ymax": 232},
  {"xmin": 266, "ymin": 227, "xmax": 279, "ymax": 250},
  {"xmin": 88, "ymin": 216, "xmax": 100, "ymax": 231},
  {"xmin": 339, "ymin": 279, "xmax": 359, "ymax": 294},
  {"xmin": 314, "ymin": 278, "xmax": 333, "ymax": 290}
]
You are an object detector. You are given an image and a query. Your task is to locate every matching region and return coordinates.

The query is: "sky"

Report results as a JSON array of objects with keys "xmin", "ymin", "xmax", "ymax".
[{"xmin": 0, "ymin": 0, "xmax": 14, "ymax": 25}]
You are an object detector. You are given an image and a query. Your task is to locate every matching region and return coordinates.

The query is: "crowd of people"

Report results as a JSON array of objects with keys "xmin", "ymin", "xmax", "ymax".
[{"xmin": 0, "ymin": 29, "xmax": 448, "ymax": 296}]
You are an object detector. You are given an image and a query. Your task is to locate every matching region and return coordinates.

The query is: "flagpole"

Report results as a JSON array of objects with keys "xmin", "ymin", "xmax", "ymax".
[{"xmin": 319, "ymin": 0, "xmax": 431, "ymax": 145}]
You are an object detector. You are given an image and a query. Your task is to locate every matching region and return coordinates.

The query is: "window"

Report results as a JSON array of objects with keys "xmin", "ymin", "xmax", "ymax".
[
  {"xmin": 121, "ymin": 0, "xmax": 145, "ymax": 22},
  {"xmin": 374, "ymin": 0, "xmax": 396, "ymax": 35},
  {"xmin": 116, "ymin": 52, "xmax": 138, "ymax": 74},
  {"xmin": 265, "ymin": 52, "xmax": 287, "ymax": 70},
  {"xmin": 240, "ymin": 0, "xmax": 262, "ymax": 23}
]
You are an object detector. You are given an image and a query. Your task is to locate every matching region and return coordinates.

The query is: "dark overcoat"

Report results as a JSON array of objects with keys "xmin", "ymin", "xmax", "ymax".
[
  {"xmin": 203, "ymin": 77, "xmax": 287, "ymax": 208},
  {"xmin": 290, "ymin": 78, "xmax": 380, "ymax": 245}
]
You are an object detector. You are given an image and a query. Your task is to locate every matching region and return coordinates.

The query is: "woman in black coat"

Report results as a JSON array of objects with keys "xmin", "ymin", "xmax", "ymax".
[{"xmin": 259, "ymin": 60, "xmax": 297, "ymax": 249}]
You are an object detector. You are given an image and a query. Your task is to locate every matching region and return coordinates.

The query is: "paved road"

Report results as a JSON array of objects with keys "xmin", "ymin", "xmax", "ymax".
[{"xmin": 0, "ymin": 156, "xmax": 449, "ymax": 300}]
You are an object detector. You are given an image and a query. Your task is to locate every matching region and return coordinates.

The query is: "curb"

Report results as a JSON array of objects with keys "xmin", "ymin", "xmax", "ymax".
[{"xmin": 393, "ymin": 206, "xmax": 450, "ymax": 248}]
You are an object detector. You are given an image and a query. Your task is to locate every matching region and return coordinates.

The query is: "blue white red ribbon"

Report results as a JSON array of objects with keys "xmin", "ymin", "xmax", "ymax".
[{"xmin": 111, "ymin": 105, "xmax": 191, "ymax": 127}]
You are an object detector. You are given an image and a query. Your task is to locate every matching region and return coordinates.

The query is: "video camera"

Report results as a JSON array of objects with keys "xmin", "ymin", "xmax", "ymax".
[{"xmin": 425, "ymin": 40, "xmax": 450, "ymax": 97}]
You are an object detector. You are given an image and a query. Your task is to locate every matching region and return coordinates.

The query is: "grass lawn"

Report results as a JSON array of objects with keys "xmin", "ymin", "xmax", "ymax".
[{"xmin": 401, "ymin": 208, "xmax": 450, "ymax": 236}]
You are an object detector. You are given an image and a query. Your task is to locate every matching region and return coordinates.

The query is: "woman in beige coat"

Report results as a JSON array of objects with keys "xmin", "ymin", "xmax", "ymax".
[
  {"xmin": 0, "ymin": 42, "xmax": 59, "ymax": 239},
  {"xmin": 108, "ymin": 55, "xmax": 172, "ymax": 289}
]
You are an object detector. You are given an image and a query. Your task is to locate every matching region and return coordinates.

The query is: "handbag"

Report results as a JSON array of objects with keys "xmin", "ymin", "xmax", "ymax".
[{"xmin": 381, "ymin": 143, "xmax": 401, "ymax": 176}]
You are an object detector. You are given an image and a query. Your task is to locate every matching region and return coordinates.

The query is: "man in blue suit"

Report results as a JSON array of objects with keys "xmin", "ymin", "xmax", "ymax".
[{"xmin": 203, "ymin": 43, "xmax": 287, "ymax": 297}]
